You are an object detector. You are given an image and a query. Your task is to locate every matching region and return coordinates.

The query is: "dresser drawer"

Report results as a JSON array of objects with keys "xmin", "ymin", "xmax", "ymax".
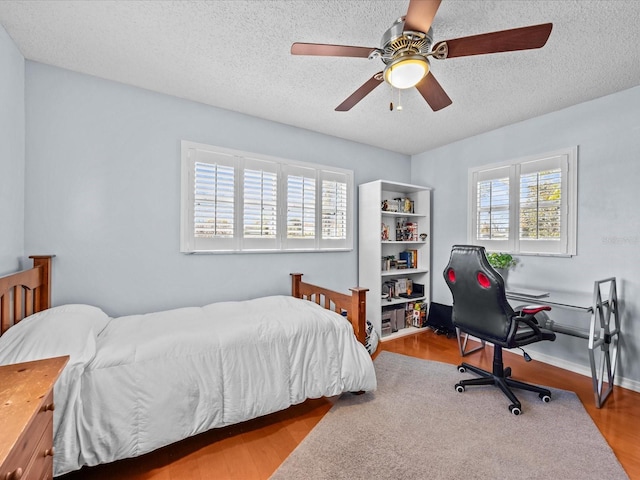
[
  {"xmin": 24, "ymin": 418, "xmax": 54, "ymax": 480},
  {"xmin": 0, "ymin": 391, "xmax": 54, "ymax": 480}
]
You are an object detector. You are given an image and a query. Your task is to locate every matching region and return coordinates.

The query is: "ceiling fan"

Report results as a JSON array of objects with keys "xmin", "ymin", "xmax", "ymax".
[{"xmin": 291, "ymin": 0, "xmax": 552, "ymax": 112}]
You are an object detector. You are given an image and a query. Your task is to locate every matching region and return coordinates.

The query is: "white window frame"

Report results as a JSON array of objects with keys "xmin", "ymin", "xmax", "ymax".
[
  {"xmin": 468, "ymin": 147, "xmax": 578, "ymax": 256},
  {"xmin": 181, "ymin": 141, "xmax": 353, "ymax": 253}
]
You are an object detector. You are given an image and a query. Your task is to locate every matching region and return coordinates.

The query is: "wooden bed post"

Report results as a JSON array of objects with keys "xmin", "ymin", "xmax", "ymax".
[
  {"xmin": 291, "ymin": 273, "xmax": 303, "ymax": 299},
  {"xmin": 29, "ymin": 255, "xmax": 54, "ymax": 311},
  {"xmin": 290, "ymin": 273, "xmax": 369, "ymax": 347},
  {"xmin": 350, "ymin": 287, "xmax": 368, "ymax": 345}
]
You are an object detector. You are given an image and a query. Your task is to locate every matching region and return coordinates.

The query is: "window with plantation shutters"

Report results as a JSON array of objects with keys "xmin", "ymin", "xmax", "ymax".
[
  {"xmin": 468, "ymin": 147, "xmax": 577, "ymax": 256},
  {"xmin": 194, "ymin": 161, "xmax": 234, "ymax": 239},
  {"xmin": 286, "ymin": 170, "xmax": 316, "ymax": 240},
  {"xmin": 476, "ymin": 172, "xmax": 510, "ymax": 241},
  {"xmin": 243, "ymin": 168, "xmax": 277, "ymax": 239},
  {"xmin": 242, "ymin": 157, "xmax": 279, "ymax": 250},
  {"xmin": 181, "ymin": 141, "xmax": 353, "ymax": 253},
  {"xmin": 321, "ymin": 173, "xmax": 348, "ymax": 245}
]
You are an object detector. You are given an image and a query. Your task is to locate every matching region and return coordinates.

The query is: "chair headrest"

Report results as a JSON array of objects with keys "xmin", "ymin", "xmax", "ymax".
[{"xmin": 443, "ymin": 245, "xmax": 514, "ymax": 344}]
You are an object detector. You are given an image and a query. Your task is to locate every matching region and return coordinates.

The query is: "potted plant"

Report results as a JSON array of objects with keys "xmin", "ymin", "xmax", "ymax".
[
  {"xmin": 486, "ymin": 252, "xmax": 517, "ymax": 270},
  {"xmin": 486, "ymin": 252, "xmax": 517, "ymax": 284}
]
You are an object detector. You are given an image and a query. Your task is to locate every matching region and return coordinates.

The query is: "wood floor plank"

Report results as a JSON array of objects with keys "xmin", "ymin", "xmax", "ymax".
[{"xmin": 57, "ymin": 330, "xmax": 640, "ymax": 480}]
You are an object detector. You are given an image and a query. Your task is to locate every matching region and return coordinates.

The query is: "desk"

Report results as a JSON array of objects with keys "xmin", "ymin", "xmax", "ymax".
[
  {"xmin": 457, "ymin": 278, "xmax": 620, "ymax": 408},
  {"xmin": 508, "ymin": 278, "xmax": 620, "ymax": 408}
]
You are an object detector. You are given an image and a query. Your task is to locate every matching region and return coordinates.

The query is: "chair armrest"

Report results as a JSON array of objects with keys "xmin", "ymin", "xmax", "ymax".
[
  {"xmin": 520, "ymin": 305, "xmax": 551, "ymax": 315},
  {"xmin": 514, "ymin": 305, "xmax": 552, "ymax": 335}
]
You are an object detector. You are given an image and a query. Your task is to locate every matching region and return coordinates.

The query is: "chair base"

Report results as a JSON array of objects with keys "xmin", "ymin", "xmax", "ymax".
[{"xmin": 455, "ymin": 346, "xmax": 551, "ymax": 415}]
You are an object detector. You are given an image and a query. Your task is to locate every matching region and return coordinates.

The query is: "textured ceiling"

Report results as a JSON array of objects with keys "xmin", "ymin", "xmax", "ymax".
[{"xmin": 1, "ymin": 0, "xmax": 640, "ymax": 155}]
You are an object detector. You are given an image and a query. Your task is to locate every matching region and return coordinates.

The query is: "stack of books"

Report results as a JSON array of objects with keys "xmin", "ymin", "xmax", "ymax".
[{"xmin": 399, "ymin": 250, "xmax": 418, "ymax": 269}]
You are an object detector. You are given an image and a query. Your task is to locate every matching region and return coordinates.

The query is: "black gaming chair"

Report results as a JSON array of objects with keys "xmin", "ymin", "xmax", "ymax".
[{"xmin": 443, "ymin": 245, "xmax": 556, "ymax": 415}]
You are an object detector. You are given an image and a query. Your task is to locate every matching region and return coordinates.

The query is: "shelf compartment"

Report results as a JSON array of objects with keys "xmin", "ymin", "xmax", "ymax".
[
  {"xmin": 380, "ymin": 326, "xmax": 428, "ymax": 342},
  {"xmin": 381, "ymin": 211, "xmax": 426, "ymax": 218},
  {"xmin": 381, "ymin": 240, "xmax": 426, "ymax": 245},
  {"xmin": 381, "ymin": 296, "xmax": 426, "ymax": 307},
  {"xmin": 381, "ymin": 268, "xmax": 428, "ymax": 277}
]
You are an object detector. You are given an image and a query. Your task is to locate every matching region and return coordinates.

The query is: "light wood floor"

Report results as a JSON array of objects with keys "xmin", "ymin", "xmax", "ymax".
[{"xmin": 58, "ymin": 330, "xmax": 640, "ymax": 479}]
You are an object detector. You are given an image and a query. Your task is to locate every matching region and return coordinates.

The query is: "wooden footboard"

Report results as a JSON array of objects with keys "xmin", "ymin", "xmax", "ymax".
[
  {"xmin": 0, "ymin": 256, "xmax": 54, "ymax": 335},
  {"xmin": 291, "ymin": 273, "xmax": 368, "ymax": 345}
]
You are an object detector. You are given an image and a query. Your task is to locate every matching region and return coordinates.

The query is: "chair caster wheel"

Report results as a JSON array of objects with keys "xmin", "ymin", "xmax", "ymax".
[
  {"xmin": 539, "ymin": 393, "xmax": 551, "ymax": 403},
  {"xmin": 457, "ymin": 365, "xmax": 466, "ymax": 373},
  {"xmin": 455, "ymin": 384, "xmax": 465, "ymax": 393},
  {"xmin": 509, "ymin": 404, "xmax": 522, "ymax": 415},
  {"xmin": 504, "ymin": 367, "xmax": 512, "ymax": 377}
]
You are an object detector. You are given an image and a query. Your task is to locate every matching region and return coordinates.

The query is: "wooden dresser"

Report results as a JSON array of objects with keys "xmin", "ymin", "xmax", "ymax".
[{"xmin": 0, "ymin": 356, "xmax": 68, "ymax": 480}]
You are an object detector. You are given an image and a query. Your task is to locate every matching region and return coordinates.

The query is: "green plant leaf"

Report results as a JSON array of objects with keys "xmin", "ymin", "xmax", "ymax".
[{"xmin": 486, "ymin": 252, "xmax": 517, "ymax": 270}]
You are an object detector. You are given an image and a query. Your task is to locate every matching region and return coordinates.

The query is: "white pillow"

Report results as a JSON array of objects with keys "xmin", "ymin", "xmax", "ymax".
[{"xmin": 0, "ymin": 304, "xmax": 110, "ymax": 367}]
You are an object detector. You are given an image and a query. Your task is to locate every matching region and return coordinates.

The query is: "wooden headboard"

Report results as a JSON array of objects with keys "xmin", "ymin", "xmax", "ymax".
[
  {"xmin": 0, "ymin": 256, "xmax": 54, "ymax": 336},
  {"xmin": 291, "ymin": 273, "xmax": 368, "ymax": 345}
]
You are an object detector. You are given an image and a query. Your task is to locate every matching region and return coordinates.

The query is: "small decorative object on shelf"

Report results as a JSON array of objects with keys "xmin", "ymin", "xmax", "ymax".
[
  {"xmin": 420, "ymin": 233, "xmax": 428, "ymax": 241},
  {"xmin": 395, "ymin": 278, "xmax": 409, "ymax": 295},
  {"xmin": 395, "ymin": 218, "xmax": 419, "ymax": 241},
  {"xmin": 382, "ymin": 255, "xmax": 395, "ymax": 271},
  {"xmin": 394, "ymin": 197, "xmax": 414, "ymax": 213},
  {"xmin": 406, "ymin": 222, "xmax": 418, "ymax": 241},
  {"xmin": 381, "ymin": 199, "xmax": 398, "ymax": 212},
  {"xmin": 381, "ymin": 223, "xmax": 390, "ymax": 241}
]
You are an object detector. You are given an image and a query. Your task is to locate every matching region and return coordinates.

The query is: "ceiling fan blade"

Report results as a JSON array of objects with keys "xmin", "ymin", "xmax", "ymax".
[
  {"xmin": 433, "ymin": 23, "xmax": 553, "ymax": 58},
  {"xmin": 415, "ymin": 72, "xmax": 452, "ymax": 111},
  {"xmin": 335, "ymin": 73, "xmax": 384, "ymax": 111},
  {"xmin": 404, "ymin": 0, "xmax": 442, "ymax": 33},
  {"xmin": 291, "ymin": 42, "xmax": 376, "ymax": 58}
]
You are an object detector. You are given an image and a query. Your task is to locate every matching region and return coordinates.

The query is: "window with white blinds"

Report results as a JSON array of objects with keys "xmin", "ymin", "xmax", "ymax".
[
  {"xmin": 286, "ymin": 171, "xmax": 316, "ymax": 239},
  {"xmin": 194, "ymin": 161, "xmax": 235, "ymax": 238},
  {"xmin": 181, "ymin": 141, "xmax": 353, "ymax": 253},
  {"xmin": 321, "ymin": 174, "xmax": 349, "ymax": 247},
  {"xmin": 468, "ymin": 147, "xmax": 577, "ymax": 256}
]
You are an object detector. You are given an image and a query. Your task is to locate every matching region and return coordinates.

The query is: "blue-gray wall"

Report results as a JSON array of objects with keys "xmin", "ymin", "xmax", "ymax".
[
  {"xmin": 0, "ymin": 24, "xmax": 24, "ymax": 275},
  {"xmin": 24, "ymin": 62, "xmax": 410, "ymax": 316},
  {"xmin": 3, "ymin": 25, "xmax": 639, "ymax": 389},
  {"xmin": 412, "ymin": 86, "xmax": 640, "ymax": 389}
]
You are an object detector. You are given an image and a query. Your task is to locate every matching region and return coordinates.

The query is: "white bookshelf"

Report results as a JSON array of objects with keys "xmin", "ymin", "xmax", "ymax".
[{"xmin": 358, "ymin": 180, "xmax": 432, "ymax": 341}]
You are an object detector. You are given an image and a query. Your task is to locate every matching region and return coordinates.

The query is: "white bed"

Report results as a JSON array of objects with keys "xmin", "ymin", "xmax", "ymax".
[{"xmin": 0, "ymin": 259, "xmax": 376, "ymax": 476}]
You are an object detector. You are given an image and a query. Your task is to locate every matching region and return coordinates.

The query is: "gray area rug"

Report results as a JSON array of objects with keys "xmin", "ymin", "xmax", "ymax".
[{"xmin": 271, "ymin": 351, "xmax": 628, "ymax": 480}]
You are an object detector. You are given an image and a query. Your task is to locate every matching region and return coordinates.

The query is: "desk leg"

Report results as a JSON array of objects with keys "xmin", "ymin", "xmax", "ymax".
[
  {"xmin": 456, "ymin": 328, "xmax": 486, "ymax": 357},
  {"xmin": 588, "ymin": 278, "xmax": 620, "ymax": 409}
]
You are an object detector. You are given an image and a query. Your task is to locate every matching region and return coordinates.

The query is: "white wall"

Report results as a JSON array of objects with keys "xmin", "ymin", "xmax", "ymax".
[
  {"xmin": 24, "ymin": 62, "xmax": 411, "ymax": 317},
  {"xmin": 0, "ymin": 25, "xmax": 24, "ymax": 275},
  {"xmin": 412, "ymin": 86, "xmax": 640, "ymax": 387}
]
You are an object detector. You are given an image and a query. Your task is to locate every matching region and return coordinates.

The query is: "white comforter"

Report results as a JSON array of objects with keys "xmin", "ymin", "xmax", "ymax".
[{"xmin": 0, "ymin": 296, "xmax": 376, "ymax": 476}]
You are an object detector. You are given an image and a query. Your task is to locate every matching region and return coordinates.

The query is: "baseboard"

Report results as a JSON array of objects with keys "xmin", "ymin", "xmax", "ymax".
[
  {"xmin": 458, "ymin": 332, "xmax": 640, "ymax": 394},
  {"xmin": 517, "ymin": 349, "xmax": 640, "ymax": 394}
]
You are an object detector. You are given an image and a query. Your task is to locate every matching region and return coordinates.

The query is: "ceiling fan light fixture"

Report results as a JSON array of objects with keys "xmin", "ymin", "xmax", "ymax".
[{"xmin": 383, "ymin": 56, "xmax": 429, "ymax": 89}]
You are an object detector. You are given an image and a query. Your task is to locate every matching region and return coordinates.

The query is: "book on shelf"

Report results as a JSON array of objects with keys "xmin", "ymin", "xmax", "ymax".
[
  {"xmin": 395, "ymin": 278, "xmax": 409, "ymax": 295},
  {"xmin": 399, "ymin": 250, "xmax": 418, "ymax": 269},
  {"xmin": 395, "ymin": 259, "xmax": 408, "ymax": 269},
  {"xmin": 406, "ymin": 301, "xmax": 427, "ymax": 328},
  {"xmin": 405, "ymin": 222, "xmax": 418, "ymax": 241}
]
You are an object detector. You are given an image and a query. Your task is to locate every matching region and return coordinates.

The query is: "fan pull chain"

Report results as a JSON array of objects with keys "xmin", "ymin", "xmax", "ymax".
[
  {"xmin": 389, "ymin": 85, "xmax": 394, "ymax": 111},
  {"xmin": 389, "ymin": 87, "xmax": 403, "ymax": 112}
]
